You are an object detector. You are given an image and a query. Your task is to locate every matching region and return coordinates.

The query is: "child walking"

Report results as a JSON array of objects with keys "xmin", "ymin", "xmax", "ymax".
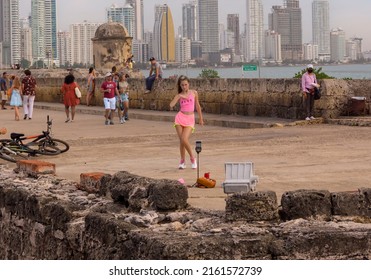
[
  {"xmin": 9, "ymin": 77, "xmax": 23, "ymax": 121},
  {"xmin": 170, "ymin": 75, "xmax": 204, "ymax": 169}
]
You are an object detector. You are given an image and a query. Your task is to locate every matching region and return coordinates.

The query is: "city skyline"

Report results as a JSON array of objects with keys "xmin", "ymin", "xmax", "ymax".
[{"xmin": 18, "ymin": 0, "xmax": 371, "ymax": 50}]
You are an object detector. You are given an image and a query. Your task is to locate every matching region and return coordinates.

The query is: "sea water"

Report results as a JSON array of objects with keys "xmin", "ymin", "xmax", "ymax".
[{"xmin": 142, "ymin": 64, "xmax": 371, "ymax": 80}]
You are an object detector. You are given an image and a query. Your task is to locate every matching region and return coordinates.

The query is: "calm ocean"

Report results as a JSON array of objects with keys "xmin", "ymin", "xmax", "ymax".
[{"xmin": 142, "ymin": 64, "xmax": 371, "ymax": 80}]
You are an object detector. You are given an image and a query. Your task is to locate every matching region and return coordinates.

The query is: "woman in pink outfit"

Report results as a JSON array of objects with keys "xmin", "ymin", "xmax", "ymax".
[{"xmin": 170, "ymin": 76, "xmax": 204, "ymax": 170}]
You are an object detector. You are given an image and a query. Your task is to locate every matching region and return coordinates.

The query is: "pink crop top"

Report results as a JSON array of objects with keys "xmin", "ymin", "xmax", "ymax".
[{"xmin": 179, "ymin": 92, "xmax": 195, "ymax": 112}]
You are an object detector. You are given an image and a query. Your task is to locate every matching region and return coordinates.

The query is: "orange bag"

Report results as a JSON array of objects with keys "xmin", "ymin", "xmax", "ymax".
[{"xmin": 196, "ymin": 177, "xmax": 216, "ymax": 188}]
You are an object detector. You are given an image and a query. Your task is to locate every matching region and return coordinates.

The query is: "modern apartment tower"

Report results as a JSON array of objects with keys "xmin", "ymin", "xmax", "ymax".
[
  {"xmin": 70, "ymin": 22, "xmax": 100, "ymax": 66},
  {"xmin": 106, "ymin": 4, "xmax": 135, "ymax": 38},
  {"xmin": 0, "ymin": 0, "xmax": 20, "ymax": 66},
  {"xmin": 269, "ymin": 0, "xmax": 302, "ymax": 61},
  {"xmin": 227, "ymin": 14, "xmax": 240, "ymax": 55},
  {"xmin": 182, "ymin": 1, "xmax": 198, "ymax": 41},
  {"xmin": 246, "ymin": 0, "xmax": 264, "ymax": 61},
  {"xmin": 312, "ymin": 0, "xmax": 330, "ymax": 61},
  {"xmin": 31, "ymin": 0, "xmax": 58, "ymax": 63},
  {"xmin": 198, "ymin": 0, "xmax": 219, "ymax": 56},
  {"xmin": 126, "ymin": 0, "xmax": 144, "ymax": 41},
  {"xmin": 20, "ymin": 18, "xmax": 33, "ymax": 63},
  {"xmin": 153, "ymin": 4, "xmax": 175, "ymax": 62},
  {"xmin": 57, "ymin": 31, "xmax": 71, "ymax": 66},
  {"xmin": 330, "ymin": 28, "xmax": 346, "ymax": 62}
]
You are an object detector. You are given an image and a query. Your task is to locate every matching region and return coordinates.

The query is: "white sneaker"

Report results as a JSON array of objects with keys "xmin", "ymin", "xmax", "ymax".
[
  {"xmin": 191, "ymin": 158, "xmax": 197, "ymax": 169},
  {"xmin": 305, "ymin": 117, "xmax": 311, "ymax": 121},
  {"xmin": 178, "ymin": 162, "xmax": 186, "ymax": 169},
  {"xmin": 310, "ymin": 116, "xmax": 315, "ymax": 120},
  {"xmin": 120, "ymin": 117, "xmax": 126, "ymax": 124}
]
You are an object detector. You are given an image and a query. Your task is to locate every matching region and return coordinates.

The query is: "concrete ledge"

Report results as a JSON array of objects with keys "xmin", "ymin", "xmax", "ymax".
[{"xmin": 15, "ymin": 160, "xmax": 56, "ymax": 177}]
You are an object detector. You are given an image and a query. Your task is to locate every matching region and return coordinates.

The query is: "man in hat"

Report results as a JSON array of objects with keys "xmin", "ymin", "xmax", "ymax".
[
  {"xmin": 0, "ymin": 72, "xmax": 8, "ymax": 110},
  {"xmin": 101, "ymin": 72, "xmax": 119, "ymax": 125},
  {"xmin": 145, "ymin": 57, "xmax": 163, "ymax": 93}
]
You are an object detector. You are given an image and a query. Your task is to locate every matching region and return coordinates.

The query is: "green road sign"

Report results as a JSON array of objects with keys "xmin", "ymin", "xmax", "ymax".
[{"xmin": 242, "ymin": 64, "xmax": 258, "ymax": 71}]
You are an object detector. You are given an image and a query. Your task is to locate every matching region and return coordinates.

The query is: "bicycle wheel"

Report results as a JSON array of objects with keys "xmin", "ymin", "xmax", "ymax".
[
  {"xmin": 0, "ymin": 139, "xmax": 36, "ymax": 155},
  {"xmin": 30, "ymin": 138, "xmax": 69, "ymax": 155},
  {"xmin": 0, "ymin": 146, "xmax": 29, "ymax": 163}
]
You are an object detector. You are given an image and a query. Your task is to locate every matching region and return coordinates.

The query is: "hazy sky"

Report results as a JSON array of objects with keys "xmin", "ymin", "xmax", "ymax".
[{"xmin": 20, "ymin": 0, "xmax": 371, "ymax": 50}]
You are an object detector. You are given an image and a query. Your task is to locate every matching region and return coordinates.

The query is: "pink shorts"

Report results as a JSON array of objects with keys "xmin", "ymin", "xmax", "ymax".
[{"xmin": 174, "ymin": 112, "xmax": 195, "ymax": 129}]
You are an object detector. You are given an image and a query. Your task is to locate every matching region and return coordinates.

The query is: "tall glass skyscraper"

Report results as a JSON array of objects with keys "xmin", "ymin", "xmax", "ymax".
[
  {"xmin": 153, "ymin": 4, "xmax": 175, "ymax": 62},
  {"xmin": 246, "ymin": 0, "xmax": 263, "ymax": 61},
  {"xmin": 107, "ymin": 4, "xmax": 135, "ymax": 37},
  {"xmin": 126, "ymin": 0, "xmax": 144, "ymax": 41},
  {"xmin": 198, "ymin": 0, "xmax": 219, "ymax": 55},
  {"xmin": 182, "ymin": 1, "xmax": 198, "ymax": 41},
  {"xmin": 0, "ymin": 0, "xmax": 20, "ymax": 66},
  {"xmin": 312, "ymin": 0, "xmax": 330, "ymax": 61},
  {"xmin": 269, "ymin": 0, "xmax": 302, "ymax": 61},
  {"xmin": 31, "ymin": 0, "xmax": 58, "ymax": 63},
  {"xmin": 227, "ymin": 14, "xmax": 240, "ymax": 55}
]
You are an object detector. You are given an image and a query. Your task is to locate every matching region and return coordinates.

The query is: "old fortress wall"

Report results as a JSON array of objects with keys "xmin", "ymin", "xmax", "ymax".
[{"xmin": 35, "ymin": 77, "xmax": 371, "ymax": 119}]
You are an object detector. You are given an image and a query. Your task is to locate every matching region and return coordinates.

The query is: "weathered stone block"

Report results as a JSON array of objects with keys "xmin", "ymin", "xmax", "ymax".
[
  {"xmin": 331, "ymin": 191, "xmax": 363, "ymax": 216},
  {"xmin": 16, "ymin": 160, "xmax": 56, "ymax": 176},
  {"xmin": 225, "ymin": 191, "xmax": 279, "ymax": 222},
  {"xmin": 108, "ymin": 171, "xmax": 188, "ymax": 212},
  {"xmin": 359, "ymin": 188, "xmax": 371, "ymax": 217},
  {"xmin": 148, "ymin": 179, "xmax": 188, "ymax": 211},
  {"xmin": 79, "ymin": 172, "xmax": 106, "ymax": 194},
  {"xmin": 281, "ymin": 190, "xmax": 332, "ymax": 220}
]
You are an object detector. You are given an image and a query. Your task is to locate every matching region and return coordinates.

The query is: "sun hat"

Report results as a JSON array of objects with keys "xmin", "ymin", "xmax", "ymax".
[
  {"xmin": 307, "ymin": 64, "xmax": 314, "ymax": 69},
  {"xmin": 105, "ymin": 72, "xmax": 112, "ymax": 78}
]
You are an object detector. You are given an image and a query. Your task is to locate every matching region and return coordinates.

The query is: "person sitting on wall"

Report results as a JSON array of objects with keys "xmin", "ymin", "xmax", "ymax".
[{"xmin": 145, "ymin": 57, "xmax": 163, "ymax": 94}]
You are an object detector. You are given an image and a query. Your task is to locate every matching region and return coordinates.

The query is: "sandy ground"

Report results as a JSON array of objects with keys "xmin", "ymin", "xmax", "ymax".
[{"xmin": 1, "ymin": 106, "xmax": 371, "ymax": 210}]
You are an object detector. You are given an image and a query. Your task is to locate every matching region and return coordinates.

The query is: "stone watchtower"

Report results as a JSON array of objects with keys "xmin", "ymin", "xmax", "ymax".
[{"xmin": 92, "ymin": 21, "xmax": 133, "ymax": 73}]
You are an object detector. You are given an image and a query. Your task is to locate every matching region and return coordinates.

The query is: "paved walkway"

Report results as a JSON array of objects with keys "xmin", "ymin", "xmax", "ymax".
[{"xmin": 1, "ymin": 102, "xmax": 371, "ymax": 210}]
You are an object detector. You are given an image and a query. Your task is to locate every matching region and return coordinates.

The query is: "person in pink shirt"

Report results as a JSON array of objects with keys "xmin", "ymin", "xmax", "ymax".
[
  {"xmin": 170, "ymin": 76, "xmax": 204, "ymax": 170},
  {"xmin": 101, "ymin": 72, "xmax": 119, "ymax": 125},
  {"xmin": 301, "ymin": 64, "xmax": 319, "ymax": 121}
]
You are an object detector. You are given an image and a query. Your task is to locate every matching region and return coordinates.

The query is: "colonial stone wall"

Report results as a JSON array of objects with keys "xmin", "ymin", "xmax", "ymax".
[
  {"xmin": 1, "ymin": 165, "xmax": 371, "ymax": 260},
  {"xmin": 35, "ymin": 77, "xmax": 371, "ymax": 119}
]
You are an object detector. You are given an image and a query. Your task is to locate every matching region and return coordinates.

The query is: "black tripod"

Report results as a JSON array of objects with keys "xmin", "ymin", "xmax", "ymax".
[{"xmin": 191, "ymin": 141, "xmax": 202, "ymax": 188}]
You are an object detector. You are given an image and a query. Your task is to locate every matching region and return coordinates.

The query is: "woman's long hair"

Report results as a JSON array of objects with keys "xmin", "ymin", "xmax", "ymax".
[{"xmin": 177, "ymin": 75, "xmax": 189, "ymax": 94}]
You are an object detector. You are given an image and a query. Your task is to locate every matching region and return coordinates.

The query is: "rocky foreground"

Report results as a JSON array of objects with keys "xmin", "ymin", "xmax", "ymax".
[{"xmin": 1, "ymin": 164, "xmax": 370, "ymax": 260}]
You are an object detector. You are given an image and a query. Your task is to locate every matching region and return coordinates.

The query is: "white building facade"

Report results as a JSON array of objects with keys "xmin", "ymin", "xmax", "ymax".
[
  {"xmin": 246, "ymin": 0, "xmax": 264, "ymax": 61},
  {"xmin": 264, "ymin": 30, "xmax": 282, "ymax": 63},
  {"xmin": 312, "ymin": 0, "xmax": 330, "ymax": 61},
  {"xmin": 70, "ymin": 22, "xmax": 100, "ymax": 66},
  {"xmin": 176, "ymin": 36, "xmax": 191, "ymax": 64}
]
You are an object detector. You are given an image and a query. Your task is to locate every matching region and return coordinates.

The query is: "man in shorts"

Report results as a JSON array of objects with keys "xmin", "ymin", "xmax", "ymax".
[
  {"xmin": 0, "ymin": 72, "xmax": 8, "ymax": 110},
  {"xmin": 101, "ymin": 72, "xmax": 119, "ymax": 125}
]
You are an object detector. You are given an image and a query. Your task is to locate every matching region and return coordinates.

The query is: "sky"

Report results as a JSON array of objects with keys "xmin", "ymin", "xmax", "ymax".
[{"xmin": 19, "ymin": 0, "xmax": 371, "ymax": 50}]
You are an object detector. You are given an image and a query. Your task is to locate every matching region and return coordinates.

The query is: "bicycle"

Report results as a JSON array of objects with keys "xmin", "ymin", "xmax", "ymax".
[
  {"xmin": 0, "ymin": 142, "xmax": 29, "ymax": 163},
  {"xmin": 0, "ymin": 115, "xmax": 69, "ymax": 162}
]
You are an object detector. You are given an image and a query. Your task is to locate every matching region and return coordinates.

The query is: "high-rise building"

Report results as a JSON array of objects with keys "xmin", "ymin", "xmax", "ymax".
[
  {"xmin": 144, "ymin": 31, "xmax": 153, "ymax": 59},
  {"xmin": 265, "ymin": 30, "xmax": 282, "ymax": 63},
  {"xmin": 312, "ymin": 0, "xmax": 330, "ymax": 61},
  {"xmin": 31, "ymin": 0, "xmax": 58, "ymax": 63},
  {"xmin": 0, "ymin": 0, "xmax": 20, "ymax": 66},
  {"xmin": 246, "ymin": 0, "xmax": 264, "ymax": 61},
  {"xmin": 106, "ymin": 4, "xmax": 135, "ymax": 38},
  {"xmin": 227, "ymin": 14, "xmax": 240, "ymax": 55},
  {"xmin": 152, "ymin": 4, "xmax": 175, "ymax": 62},
  {"xmin": 198, "ymin": 0, "xmax": 219, "ymax": 55},
  {"xmin": 349, "ymin": 37, "xmax": 363, "ymax": 60},
  {"xmin": 219, "ymin": 24, "xmax": 234, "ymax": 51},
  {"xmin": 330, "ymin": 28, "xmax": 346, "ymax": 62},
  {"xmin": 176, "ymin": 36, "xmax": 191, "ymax": 64},
  {"xmin": 126, "ymin": 0, "xmax": 144, "ymax": 41},
  {"xmin": 20, "ymin": 19, "xmax": 32, "ymax": 63},
  {"xmin": 57, "ymin": 31, "xmax": 71, "ymax": 66},
  {"xmin": 70, "ymin": 22, "xmax": 100, "ymax": 66},
  {"xmin": 303, "ymin": 43, "xmax": 319, "ymax": 61},
  {"xmin": 182, "ymin": 1, "xmax": 198, "ymax": 41},
  {"xmin": 269, "ymin": 0, "xmax": 302, "ymax": 61}
]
